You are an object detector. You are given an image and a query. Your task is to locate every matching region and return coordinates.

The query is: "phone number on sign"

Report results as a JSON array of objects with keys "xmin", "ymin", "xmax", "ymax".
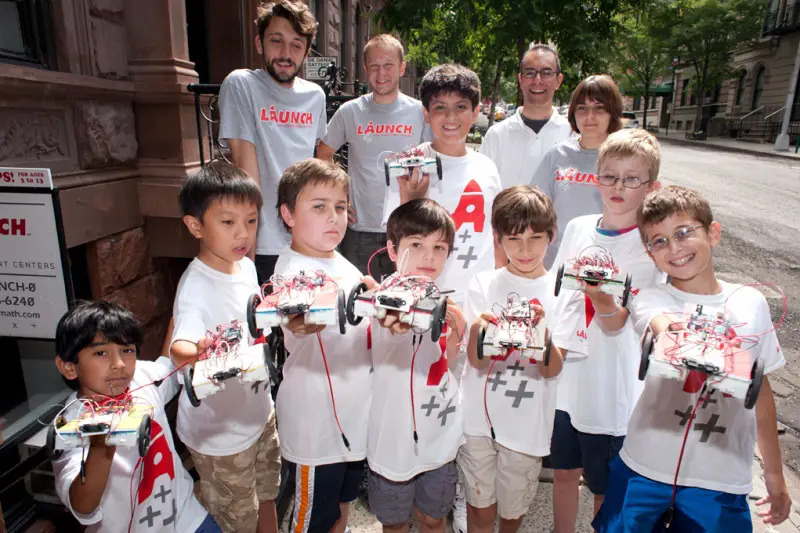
[{"xmin": 1, "ymin": 296, "xmax": 35, "ymax": 306}]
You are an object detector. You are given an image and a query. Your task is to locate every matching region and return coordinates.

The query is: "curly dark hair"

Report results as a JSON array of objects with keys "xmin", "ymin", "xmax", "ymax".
[{"xmin": 419, "ymin": 64, "xmax": 481, "ymax": 110}]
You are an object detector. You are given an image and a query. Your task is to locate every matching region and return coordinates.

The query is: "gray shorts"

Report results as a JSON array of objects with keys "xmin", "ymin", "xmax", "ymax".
[{"xmin": 368, "ymin": 462, "xmax": 458, "ymax": 525}]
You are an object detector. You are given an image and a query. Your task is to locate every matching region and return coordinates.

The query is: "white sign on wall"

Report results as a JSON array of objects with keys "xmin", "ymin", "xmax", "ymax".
[
  {"xmin": 0, "ymin": 167, "xmax": 70, "ymax": 339},
  {"xmin": 305, "ymin": 56, "xmax": 338, "ymax": 80}
]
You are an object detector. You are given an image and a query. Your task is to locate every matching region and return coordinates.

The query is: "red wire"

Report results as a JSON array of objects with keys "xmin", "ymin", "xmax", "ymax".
[
  {"xmin": 410, "ymin": 334, "xmax": 423, "ymax": 442},
  {"xmin": 483, "ymin": 359, "xmax": 498, "ymax": 440},
  {"xmin": 316, "ymin": 332, "xmax": 350, "ymax": 450}
]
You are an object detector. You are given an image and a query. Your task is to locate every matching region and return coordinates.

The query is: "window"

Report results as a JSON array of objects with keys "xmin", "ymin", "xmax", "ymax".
[
  {"xmin": 650, "ymin": 95, "xmax": 657, "ymax": 109},
  {"xmin": 680, "ymin": 79, "xmax": 689, "ymax": 106},
  {"xmin": 752, "ymin": 66, "xmax": 765, "ymax": 109},
  {"xmin": 339, "ymin": 0, "xmax": 348, "ymax": 81},
  {"xmin": 309, "ymin": 0, "xmax": 321, "ymax": 52},
  {"xmin": 0, "ymin": 0, "xmax": 55, "ymax": 68},
  {"xmin": 735, "ymin": 70, "xmax": 747, "ymax": 105},
  {"xmin": 633, "ymin": 96, "xmax": 642, "ymax": 110}
]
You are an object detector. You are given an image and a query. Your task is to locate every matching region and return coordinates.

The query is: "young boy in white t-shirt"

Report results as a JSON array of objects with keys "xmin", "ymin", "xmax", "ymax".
[
  {"xmin": 366, "ymin": 198, "xmax": 466, "ymax": 533},
  {"xmin": 382, "ymin": 63, "xmax": 502, "ymax": 307},
  {"xmin": 52, "ymin": 301, "xmax": 215, "ymax": 533},
  {"xmin": 460, "ymin": 186, "xmax": 564, "ymax": 533},
  {"xmin": 548, "ymin": 129, "xmax": 664, "ymax": 531},
  {"xmin": 273, "ymin": 158, "xmax": 371, "ymax": 533},
  {"xmin": 170, "ymin": 162, "xmax": 279, "ymax": 533},
  {"xmin": 592, "ymin": 186, "xmax": 791, "ymax": 531}
]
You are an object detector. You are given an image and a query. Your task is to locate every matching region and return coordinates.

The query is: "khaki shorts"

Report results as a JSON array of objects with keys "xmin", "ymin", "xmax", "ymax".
[
  {"xmin": 456, "ymin": 435, "xmax": 542, "ymax": 520},
  {"xmin": 189, "ymin": 411, "xmax": 281, "ymax": 533}
]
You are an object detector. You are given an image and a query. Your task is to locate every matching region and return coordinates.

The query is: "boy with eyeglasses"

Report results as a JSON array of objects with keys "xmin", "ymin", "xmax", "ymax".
[
  {"xmin": 548, "ymin": 129, "xmax": 666, "ymax": 532},
  {"xmin": 591, "ymin": 185, "xmax": 791, "ymax": 531}
]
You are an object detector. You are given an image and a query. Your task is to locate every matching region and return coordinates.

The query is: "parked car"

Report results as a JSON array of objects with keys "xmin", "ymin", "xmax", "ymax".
[
  {"xmin": 506, "ymin": 104, "xmax": 517, "ymax": 116},
  {"xmin": 622, "ymin": 111, "xmax": 640, "ymax": 128},
  {"xmin": 494, "ymin": 105, "xmax": 506, "ymax": 121}
]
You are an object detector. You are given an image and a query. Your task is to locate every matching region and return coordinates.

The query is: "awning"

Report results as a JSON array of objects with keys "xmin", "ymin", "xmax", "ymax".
[{"xmin": 651, "ymin": 81, "xmax": 674, "ymax": 96}]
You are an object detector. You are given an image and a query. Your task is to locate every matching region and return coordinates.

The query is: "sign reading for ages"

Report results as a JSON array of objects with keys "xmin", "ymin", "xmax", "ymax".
[
  {"xmin": 0, "ymin": 167, "xmax": 70, "ymax": 339},
  {"xmin": 305, "ymin": 56, "xmax": 338, "ymax": 80}
]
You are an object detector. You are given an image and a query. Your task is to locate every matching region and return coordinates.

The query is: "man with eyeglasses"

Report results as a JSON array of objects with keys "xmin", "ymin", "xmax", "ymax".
[{"xmin": 479, "ymin": 43, "xmax": 572, "ymax": 190}]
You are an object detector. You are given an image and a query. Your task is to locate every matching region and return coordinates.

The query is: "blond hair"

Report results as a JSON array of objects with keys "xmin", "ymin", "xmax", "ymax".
[
  {"xmin": 364, "ymin": 34, "xmax": 404, "ymax": 64},
  {"xmin": 598, "ymin": 128, "xmax": 662, "ymax": 182}
]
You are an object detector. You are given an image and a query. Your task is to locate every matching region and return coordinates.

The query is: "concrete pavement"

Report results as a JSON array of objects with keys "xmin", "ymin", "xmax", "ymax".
[{"xmin": 656, "ymin": 130, "xmax": 800, "ymax": 162}]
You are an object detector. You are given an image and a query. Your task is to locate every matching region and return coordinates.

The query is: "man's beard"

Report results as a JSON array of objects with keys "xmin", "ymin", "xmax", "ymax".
[
  {"xmin": 264, "ymin": 56, "xmax": 301, "ymax": 83},
  {"xmin": 372, "ymin": 80, "xmax": 399, "ymax": 96}
]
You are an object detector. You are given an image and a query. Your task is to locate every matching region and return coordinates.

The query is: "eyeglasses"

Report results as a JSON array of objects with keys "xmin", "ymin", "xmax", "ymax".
[
  {"xmin": 575, "ymin": 104, "xmax": 608, "ymax": 115},
  {"xmin": 597, "ymin": 175, "xmax": 651, "ymax": 189},
  {"xmin": 521, "ymin": 68, "xmax": 558, "ymax": 80},
  {"xmin": 645, "ymin": 225, "xmax": 705, "ymax": 253}
]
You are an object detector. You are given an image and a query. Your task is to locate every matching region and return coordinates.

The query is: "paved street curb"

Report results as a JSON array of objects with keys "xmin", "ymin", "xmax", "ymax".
[{"xmin": 656, "ymin": 134, "xmax": 800, "ymax": 162}]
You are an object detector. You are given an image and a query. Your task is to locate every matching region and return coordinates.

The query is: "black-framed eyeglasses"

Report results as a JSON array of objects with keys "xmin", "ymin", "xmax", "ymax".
[
  {"xmin": 645, "ymin": 225, "xmax": 705, "ymax": 253},
  {"xmin": 597, "ymin": 175, "xmax": 651, "ymax": 189},
  {"xmin": 521, "ymin": 68, "xmax": 558, "ymax": 80}
]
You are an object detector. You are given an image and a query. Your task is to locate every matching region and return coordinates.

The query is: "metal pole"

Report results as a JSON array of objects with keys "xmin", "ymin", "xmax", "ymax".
[
  {"xmin": 666, "ymin": 67, "xmax": 676, "ymax": 136},
  {"xmin": 775, "ymin": 37, "xmax": 800, "ymax": 151}
]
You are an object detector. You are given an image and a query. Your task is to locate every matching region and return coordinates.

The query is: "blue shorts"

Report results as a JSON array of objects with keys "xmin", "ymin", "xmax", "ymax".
[
  {"xmin": 194, "ymin": 513, "xmax": 222, "ymax": 533},
  {"xmin": 592, "ymin": 457, "xmax": 752, "ymax": 532},
  {"xmin": 545, "ymin": 409, "xmax": 624, "ymax": 495},
  {"xmin": 286, "ymin": 460, "xmax": 365, "ymax": 533}
]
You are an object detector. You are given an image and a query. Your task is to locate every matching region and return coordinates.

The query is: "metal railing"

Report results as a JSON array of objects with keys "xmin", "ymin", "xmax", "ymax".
[{"xmin": 187, "ymin": 83, "xmax": 225, "ymax": 167}]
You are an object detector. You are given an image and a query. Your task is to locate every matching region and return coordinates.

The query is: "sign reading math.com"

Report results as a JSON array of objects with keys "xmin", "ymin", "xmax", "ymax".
[{"xmin": 0, "ymin": 167, "xmax": 70, "ymax": 339}]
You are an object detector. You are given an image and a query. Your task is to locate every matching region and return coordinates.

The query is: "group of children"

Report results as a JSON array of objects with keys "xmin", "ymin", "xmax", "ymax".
[{"xmin": 50, "ymin": 60, "xmax": 791, "ymax": 533}]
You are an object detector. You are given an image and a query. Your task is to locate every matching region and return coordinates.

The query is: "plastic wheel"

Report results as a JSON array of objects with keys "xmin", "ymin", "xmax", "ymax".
[
  {"xmin": 621, "ymin": 273, "xmax": 633, "ymax": 307},
  {"xmin": 337, "ymin": 289, "xmax": 347, "ymax": 334},
  {"xmin": 431, "ymin": 298, "xmax": 448, "ymax": 342},
  {"xmin": 744, "ymin": 357, "xmax": 765, "ymax": 409},
  {"xmin": 384, "ymin": 161, "xmax": 391, "ymax": 186},
  {"xmin": 435, "ymin": 154, "xmax": 443, "ymax": 180},
  {"xmin": 183, "ymin": 366, "xmax": 201, "ymax": 407},
  {"xmin": 138, "ymin": 414, "xmax": 152, "ymax": 458},
  {"xmin": 46, "ymin": 423, "xmax": 63, "ymax": 459},
  {"xmin": 639, "ymin": 330, "xmax": 655, "ymax": 381},
  {"xmin": 476, "ymin": 326, "xmax": 486, "ymax": 360},
  {"xmin": 347, "ymin": 282, "xmax": 367, "ymax": 325},
  {"xmin": 543, "ymin": 330, "xmax": 552, "ymax": 366},
  {"xmin": 554, "ymin": 264, "xmax": 564, "ymax": 296},
  {"xmin": 247, "ymin": 293, "xmax": 262, "ymax": 339}
]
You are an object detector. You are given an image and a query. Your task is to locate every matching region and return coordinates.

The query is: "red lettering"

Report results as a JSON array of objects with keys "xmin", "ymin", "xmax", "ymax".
[
  {"xmin": 136, "ymin": 420, "xmax": 175, "ymax": 504},
  {"xmin": 403, "ymin": 125, "xmax": 413, "ymax": 135},
  {"xmin": 0, "ymin": 218, "xmax": 26, "ymax": 236},
  {"xmin": 278, "ymin": 111, "xmax": 290, "ymax": 124},
  {"xmin": 260, "ymin": 108, "xmax": 269, "ymax": 121},
  {"xmin": 1, "ymin": 171, "xmax": 13, "ymax": 183},
  {"xmin": 587, "ymin": 173, "xmax": 597, "ymax": 184},
  {"xmin": 451, "ymin": 180, "xmax": 485, "ymax": 232},
  {"xmin": 291, "ymin": 111, "xmax": 301, "ymax": 124}
]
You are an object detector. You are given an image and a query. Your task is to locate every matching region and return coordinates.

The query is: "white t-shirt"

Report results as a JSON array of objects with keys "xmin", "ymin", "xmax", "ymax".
[
  {"xmin": 551, "ymin": 216, "xmax": 665, "ymax": 435},
  {"xmin": 274, "ymin": 248, "xmax": 371, "ymax": 465},
  {"xmin": 480, "ymin": 107, "xmax": 572, "ymax": 189},
  {"xmin": 322, "ymin": 93, "xmax": 427, "ymax": 232},
  {"xmin": 219, "ymin": 69, "xmax": 327, "ymax": 255},
  {"xmin": 53, "ymin": 359, "xmax": 207, "ymax": 533},
  {"xmin": 621, "ymin": 282, "xmax": 785, "ymax": 494},
  {"xmin": 461, "ymin": 268, "xmax": 559, "ymax": 456},
  {"xmin": 171, "ymin": 258, "xmax": 270, "ymax": 455},
  {"xmin": 382, "ymin": 144, "xmax": 502, "ymax": 306},
  {"xmin": 368, "ymin": 319, "xmax": 463, "ymax": 481}
]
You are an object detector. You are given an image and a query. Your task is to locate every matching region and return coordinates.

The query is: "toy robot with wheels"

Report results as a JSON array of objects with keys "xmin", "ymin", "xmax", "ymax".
[
  {"xmin": 183, "ymin": 321, "xmax": 269, "ymax": 407},
  {"xmin": 384, "ymin": 146, "xmax": 443, "ymax": 186},
  {"xmin": 247, "ymin": 271, "xmax": 347, "ymax": 338},
  {"xmin": 554, "ymin": 246, "xmax": 632, "ymax": 306},
  {"xmin": 476, "ymin": 294, "xmax": 553, "ymax": 365},
  {"xmin": 347, "ymin": 274, "xmax": 448, "ymax": 342},
  {"xmin": 639, "ymin": 304, "xmax": 763, "ymax": 409},
  {"xmin": 48, "ymin": 400, "xmax": 153, "ymax": 458}
]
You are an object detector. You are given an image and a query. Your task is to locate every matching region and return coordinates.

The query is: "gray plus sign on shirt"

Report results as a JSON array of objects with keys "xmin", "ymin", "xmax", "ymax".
[
  {"xmin": 139, "ymin": 506, "xmax": 161, "ymax": 528},
  {"xmin": 487, "ymin": 372, "xmax": 508, "ymax": 391},
  {"xmin": 693, "ymin": 414, "xmax": 726, "ymax": 443},
  {"xmin": 422, "ymin": 396, "xmax": 441, "ymax": 416},
  {"xmin": 437, "ymin": 399, "xmax": 456, "ymax": 426},
  {"xmin": 505, "ymin": 380, "xmax": 534, "ymax": 408}
]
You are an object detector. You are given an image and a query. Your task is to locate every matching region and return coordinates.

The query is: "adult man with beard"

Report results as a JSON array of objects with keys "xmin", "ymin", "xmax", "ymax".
[
  {"xmin": 480, "ymin": 43, "xmax": 572, "ymax": 190},
  {"xmin": 316, "ymin": 35, "xmax": 427, "ymax": 279},
  {"xmin": 220, "ymin": 0, "xmax": 326, "ymax": 282}
]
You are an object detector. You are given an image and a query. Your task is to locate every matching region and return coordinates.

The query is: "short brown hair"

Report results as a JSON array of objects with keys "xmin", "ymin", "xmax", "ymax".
[
  {"xmin": 598, "ymin": 129, "xmax": 662, "ymax": 182},
  {"xmin": 256, "ymin": 1, "xmax": 317, "ymax": 51},
  {"xmin": 568, "ymin": 75, "xmax": 623, "ymax": 134},
  {"xmin": 419, "ymin": 63, "xmax": 481, "ymax": 110},
  {"xmin": 364, "ymin": 34, "xmax": 404, "ymax": 64},
  {"xmin": 520, "ymin": 42, "xmax": 561, "ymax": 72},
  {"xmin": 637, "ymin": 186, "xmax": 714, "ymax": 244},
  {"xmin": 386, "ymin": 199, "xmax": 456, "ymax": 255},
  {"xmin": 277, "ymin": 158, "xmax": 349, "ymax": 231},
  {"xmin": 491, "ymin": 185, "xmax": 557, "ymax": 240}
]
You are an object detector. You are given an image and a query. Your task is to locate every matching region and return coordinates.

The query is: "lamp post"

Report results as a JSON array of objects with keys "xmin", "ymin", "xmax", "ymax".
[{"xmin": 665, "ymin": 56, "xmax": 680, "ymax": 136}]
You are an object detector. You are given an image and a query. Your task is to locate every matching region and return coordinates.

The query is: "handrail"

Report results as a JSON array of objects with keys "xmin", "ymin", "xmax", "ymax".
[
  {"xmin": 765, "ymin": 106, "xmax": 787, "ymax": 121},
  {"xmin": 739, "ymin": 106, "xmax": 764, "ymax": 123}
]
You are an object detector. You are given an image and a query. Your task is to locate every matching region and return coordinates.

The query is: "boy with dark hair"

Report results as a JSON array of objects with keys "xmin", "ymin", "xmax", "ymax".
[
  {"xmin": 367, "ymin": 198, "xmax": 465, "ymax": 533},
  {"xmin": 274, "ymin": 158, "xmax": 371, "ymax": 533},
  {"xmin": 52, "ymin": 301, "xmax": 217, "ymax": 532},
  {"xmin": 220, "ymin": 0, "xmax": 326, "ymax": 283},
  {"xmin": 171, "ymin": 161, "xmax": 279, "ymax": 533},
  {"xmin": 548, "ymin": 129, "xmax": 664, "ymax": 532},
  {"xmin": 592, "ymin": 185, "xmax": 791, "ymax": 531},
  {"xmin": 459, "ymin": 186, "xmax": 563, "ymax": 533}
]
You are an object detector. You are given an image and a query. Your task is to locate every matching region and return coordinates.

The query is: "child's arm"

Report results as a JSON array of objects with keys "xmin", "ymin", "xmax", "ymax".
[
  {"xmin": 397, "ymin": 166, "xmax": 430, "ymax": 204},
  {"xmin": 67, "ymin": 437, "xmax": 115, "ymax": 515},
  {"xmin": 582, "ymin": 283, "xmax": 630, "ymax": 332},
  {"xmin": 754, "ymin": 376, "xmax": 792, "ymax": 525},
  {"xmin": 466, "ymin": 314, "xmax": 496, "ymax": 370},
  {"xmin": 445, "ymin": 299, "xmax": 467, "ymax": 370}
]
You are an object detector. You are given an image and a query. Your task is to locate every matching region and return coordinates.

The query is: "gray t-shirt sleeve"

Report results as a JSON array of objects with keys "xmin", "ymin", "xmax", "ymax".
[
  {"xmin": 316, "ymin": 96, "xmax": 327, "ymax": 140},
  {"xmin": 322, "ymin": 106, "xmax": 347, "ymax": 151},
  {"xmin": 219, "ymin": 73, "xmax": 256, "ymax": 145}
]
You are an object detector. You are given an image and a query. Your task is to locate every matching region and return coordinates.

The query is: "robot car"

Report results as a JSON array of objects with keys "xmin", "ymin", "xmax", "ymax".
[
  {"xmin": 384, "ymin": 147, "xmax": 443, "ymax": 186},
  {"xmin": 476, "ymin": 294, "xmax": 553, "ymax": 364},
  {"xmin": 554, "ymin": 246, "xmax": 632, "ymax": 306}
]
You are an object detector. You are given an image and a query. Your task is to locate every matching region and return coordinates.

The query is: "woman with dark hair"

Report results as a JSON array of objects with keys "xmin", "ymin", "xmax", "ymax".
[{"xmin": 529, "ymin": 74, "xmax": 624, "ymax": 267}]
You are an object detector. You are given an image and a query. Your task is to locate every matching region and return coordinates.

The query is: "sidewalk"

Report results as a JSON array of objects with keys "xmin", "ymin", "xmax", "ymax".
[{"xmin": 655, "ymin": 129, "xmax": 800, "ymax": 162}]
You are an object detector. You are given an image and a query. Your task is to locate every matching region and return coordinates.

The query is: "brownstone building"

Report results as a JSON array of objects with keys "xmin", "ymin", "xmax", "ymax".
[{"xmin": 0, "ymin": 0, "xmax": 403, "ymax": 528}]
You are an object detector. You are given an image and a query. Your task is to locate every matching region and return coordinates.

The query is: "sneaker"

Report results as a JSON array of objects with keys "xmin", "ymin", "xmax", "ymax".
[{"xmin": 451, "ymin": 480, "xmax": 467, "ymax": 533}]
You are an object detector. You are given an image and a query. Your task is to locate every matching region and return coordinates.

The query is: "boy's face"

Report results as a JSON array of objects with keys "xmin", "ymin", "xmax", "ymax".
[
  {"xmin": 574, "ymin": 97, "xmax": 611, "ymax": 137},
  {"xmin": 366, "ymin": 45, "xmax": 406, "ymax": 97},
  {"xmin": 256, "ymin": 15, "xmax": 309, "ymax": 86},
  {"xmin": 56, "ymin": 333, "xmax": 137, "ymax": 398},
  {"xmin": 184, "ymin": 198, "xmax": 259, "ymax": 272},
  {"xmin": 281, "ymin": 181, "xmax": 348, "ymax": 258},
  {"xmin": 596, "ymin": 155, "xmax": 657, "ymax": 220},
  {"xmin": 424, "ymin": 92, "xmax": 480, "ymax": 156},
  {"xmin": 388, "ymin": 232, "xmax": 450, "ymax": 280},
  {"xmin": 497, "ymin": 227, "xmax": 551, "ymax": 278},
  {"xmin": 643, "ymin": 213, "xmax": 720, "ymax": 284}
]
